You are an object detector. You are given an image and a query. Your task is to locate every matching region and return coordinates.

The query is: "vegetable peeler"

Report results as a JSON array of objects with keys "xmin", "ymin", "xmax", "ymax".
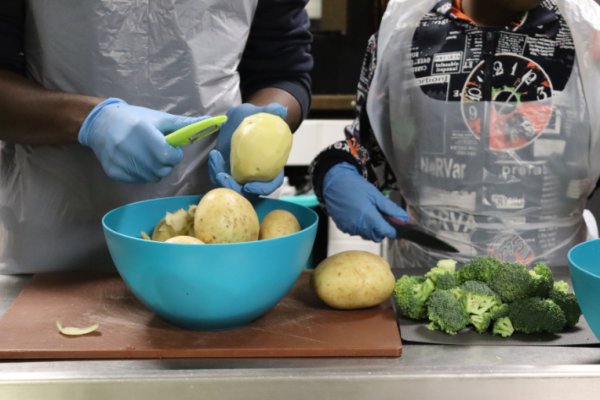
[
  {"xmin": 165, "ymin": 116, "xmax": 227, "ymax": 148},
  {"xmin": 383, "ymin": 215, "xmax": 459, "ymax": 253}
]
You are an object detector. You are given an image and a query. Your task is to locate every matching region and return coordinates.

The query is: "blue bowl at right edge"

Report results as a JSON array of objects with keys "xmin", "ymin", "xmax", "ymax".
[{"xmin": 568, "ymin": 239, "xmax": 600, "ymax": 340}]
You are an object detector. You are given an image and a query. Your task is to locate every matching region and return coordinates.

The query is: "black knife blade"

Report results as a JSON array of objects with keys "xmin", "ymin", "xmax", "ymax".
[{"xmin": 383, "ymin": 215, "xmax": 459, "ymax": 253}]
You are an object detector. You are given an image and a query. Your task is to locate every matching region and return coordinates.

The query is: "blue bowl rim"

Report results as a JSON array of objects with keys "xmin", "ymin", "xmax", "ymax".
[
  {"xmin": 101, "ymin": 195, "xmax": 320, "ymax": 247},
  {"xmin": 568, "ymin": 239, "xmax": 600, "ymax": 280}
]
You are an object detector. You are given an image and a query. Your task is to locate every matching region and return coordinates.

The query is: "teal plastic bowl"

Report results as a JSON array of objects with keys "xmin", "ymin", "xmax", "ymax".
[
  {"xmin": 568, "ymin": 239, "xmax": 600, "ymax": 340},
  {"xmin": 102, "ymin": 195, "xmax": 318, "ymax": 331}
]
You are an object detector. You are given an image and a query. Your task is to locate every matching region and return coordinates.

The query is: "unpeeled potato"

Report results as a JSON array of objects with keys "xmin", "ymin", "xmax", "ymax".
[
  {"xmin": 230, "ymin": 113, "xmax": 293, "ymax": 184},
  {"xmin": 311, "ymin": 251, "xmax": 395, "ymax": 310},
  {"xmin": 194, "ymin": 188, "xmax": 259, "ymax": 244},
  {"xmin": 259, "ymin": 210, "xmax": 301, "ymax": 240}
]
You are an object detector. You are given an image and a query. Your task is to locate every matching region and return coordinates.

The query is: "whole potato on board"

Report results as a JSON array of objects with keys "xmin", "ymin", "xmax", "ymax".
[
  {"xmin": 194, "ymin": 188, "xmax": 259, "ymax": 244},
  {"xmin": 311, "ymin": 251, "xmax": 395, "ymax": 310},
  {"xmin": 230, "ymin": 113, "xmax": 293, "ymax": 184},
  {"xmin": 259, "ymin": 210, "xmax": 301, "ymax": 240}
]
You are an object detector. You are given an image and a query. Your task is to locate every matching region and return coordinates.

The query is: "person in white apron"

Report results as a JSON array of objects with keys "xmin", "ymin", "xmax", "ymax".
[
  {"xmin": 310, "ymin": 0, "xmax": 600, "ymax": 268},
  {"xmin": 0, "ymin": 0, "xmax": 312, "ymax": 273}
]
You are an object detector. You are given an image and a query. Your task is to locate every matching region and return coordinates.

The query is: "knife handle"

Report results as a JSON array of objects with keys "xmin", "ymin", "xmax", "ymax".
[{"xmin": 383, "ymin": 214, "xmax": 409, "ymax": 226}]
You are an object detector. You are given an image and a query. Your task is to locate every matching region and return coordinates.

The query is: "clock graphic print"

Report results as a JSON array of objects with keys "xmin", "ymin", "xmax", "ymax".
[{"xmin": 461, "ymin": 54, "xmax": 553, "ymax": 151}]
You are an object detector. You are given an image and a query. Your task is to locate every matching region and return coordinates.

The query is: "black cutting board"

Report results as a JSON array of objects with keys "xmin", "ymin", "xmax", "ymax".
[{"xmin": 394, "ymin": 267, "xmax": 600, "ymax": 346}]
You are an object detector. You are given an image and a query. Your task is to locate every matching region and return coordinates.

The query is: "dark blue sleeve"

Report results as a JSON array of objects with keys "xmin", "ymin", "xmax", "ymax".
[
  {"xmin": 239, "ymin": 0, "xmax": 313, "ymax": 120},
  {"xmin": 0, "ymin": 0, "xmax": 25, "ymax": 75}
]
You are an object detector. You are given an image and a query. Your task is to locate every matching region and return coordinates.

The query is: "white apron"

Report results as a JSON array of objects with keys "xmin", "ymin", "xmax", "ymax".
[
  {"xmin": 0, "ymin": 0, "xmax": 259, "ymax": 273},
  {"xmin": 367, "ymin": 0, "xmax": 600, "ymax": 268}
]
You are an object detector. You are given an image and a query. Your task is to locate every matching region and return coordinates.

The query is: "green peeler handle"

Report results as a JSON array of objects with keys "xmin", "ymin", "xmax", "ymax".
[{"xmin": 165, "ymin": 116, "xmax": 227, "ymax": 148}]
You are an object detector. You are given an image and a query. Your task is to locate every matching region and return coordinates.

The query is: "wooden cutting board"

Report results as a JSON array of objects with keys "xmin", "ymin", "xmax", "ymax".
[{"xmin": 0, "ymin": 271, "xmax": 402, "ymax": 359}]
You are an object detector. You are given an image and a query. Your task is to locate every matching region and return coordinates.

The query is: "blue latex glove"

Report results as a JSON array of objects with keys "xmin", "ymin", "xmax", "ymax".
[
  {"xmin": 79, "ymin": 98, "xmax": 207, "ymax": 184},
  {"xmin": 209, "ymin": 103, "xmax": 287, "ymax": 198},
  {"xmin": 322, "ymin": 162, "xmax": 409, "ymax": 243}
]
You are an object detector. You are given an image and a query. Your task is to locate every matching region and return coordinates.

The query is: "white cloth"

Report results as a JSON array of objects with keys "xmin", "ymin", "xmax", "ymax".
[
  {"xmin": 0, "ymin": 0, "xmax": 259, "ymax": 273},
  {"xmin": 584, "ymin": 210, "xmax": 599, "ymax": 241}
]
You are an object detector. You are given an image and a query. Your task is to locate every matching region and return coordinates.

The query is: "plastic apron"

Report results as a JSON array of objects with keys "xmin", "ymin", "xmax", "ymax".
[
  {"xmin": 367, "ymin": 0, "xmax": 600, "ymax": 268},
  {"xmin": 0, "ymin": 0, "xmax": 258, "ymax": 274}
]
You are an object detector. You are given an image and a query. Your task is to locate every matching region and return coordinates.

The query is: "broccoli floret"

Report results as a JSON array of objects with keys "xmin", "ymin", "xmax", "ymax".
[
  {"xmin": 457, "ymin": 256, "xmax": 502, "ymax": 284},
  {"xmin": 470, "ymin": 313, "xmax": 492, "ymax": 334},
  {"xmin": 393, "ymin": 276, "xmax": 435, "ymax": 320},
  {"xmin": 425, "ymin": 260, "xmax": 459, "ymax": 290},
  {"xmin": 554, "ymin": 280, "xmax": 569, "ymax": 293},
  {"xmin": 433, "ymin": 272, "xmax": 458, "ymax": 290},
  {"xmin": 459, "ymin": 281, "xmax": 501, "ymax": 315},
  {"xmin": 449, "ymin": 287, "xmax": 463, "ymax": 300},
  {"xmin": 437, "ymin": 259, "xmax": 457, "ymax": 272},
  {"xmin": 461, "ymin": 281, "xmax": 501, "ymax": 300},
  {"xmin": 488, "ymin": 262, "xmax": 532, "ymax": 303},
  {"xmin": 425, "ymin": 267, "xmax": 457, "ymax": 290},
  {"xmin": 527, "ymin": 263, "xmax": 553, "ymax": 298},
  {"xmin": 529, "ymin": 270, "xmax": 553, "ymax": 298},
  {"xmin": 427, "ymin": 290, "xmax": 470, "ymax": 335},
  {"xmin": 493, "ymin": 317, "xmax": 514, "ymax": 337},
  {"xmin": 533, "ymin": 263, "xmax": 554, "ymax": 282},
  {"xmin": 489, "ymin": 304, "xmax": 509, "ymax": 320},
  {"xmin": 509, "ymin": 297, "xmax": 567, "ymax": 334},
  {"xmin": 426, "ymin": 321, "xmax": 439, "ymax": 331},
  {"xmin": 549, "ymin": 289, "xmax": 582, "ymax": 328}
]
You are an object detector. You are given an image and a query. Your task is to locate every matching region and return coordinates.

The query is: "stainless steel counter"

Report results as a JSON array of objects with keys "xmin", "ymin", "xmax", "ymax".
[{"xmin": 2, "ymin": 274, "xmax": 600, "ymax": 400}]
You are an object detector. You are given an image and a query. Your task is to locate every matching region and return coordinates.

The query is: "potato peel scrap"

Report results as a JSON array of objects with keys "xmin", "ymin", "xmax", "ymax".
[
  {"xmin": 149, "ymin": 205, "xmax": 198, "ymax": 241},
  {"xmin": 165, "ymin": 209, "xmax": 189, "ymax": 232},
  {"xmin": 141, "ymin": 231, "xmax": 151, "ymax": 240},
  {"xmin": 56, "ymin": 321, "xmax": 99, "ymax": 336}
]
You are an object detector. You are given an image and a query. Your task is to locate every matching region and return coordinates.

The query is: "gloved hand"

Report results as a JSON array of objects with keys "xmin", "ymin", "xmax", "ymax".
[
  {"xmin": 209, "ymin": 103, "xmax": 287, "ymax": 198},
  {"xmin": 322, "ymin": 162, "xmax": 409, "ymax": 243},
  {"xmin": 79, "ymin": 98, "xmax": 208, "ymax": 184},
  {"xmin": 208, "ymin": 150, "xmax": 285, "ymax": 198}
]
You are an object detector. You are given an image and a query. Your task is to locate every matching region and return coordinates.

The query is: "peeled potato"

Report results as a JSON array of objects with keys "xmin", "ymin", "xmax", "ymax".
[
  {"xmin": 259, "ymin": 210, "xmax": 301, "ymax": 240},
  {"xmin": 194, "ymin": 188, "xmax": 259, "ymax": 244},
  {"xmin": 230, "ymin": 112, "xmax": 293, "ymax": 184},
  {"xmin": 311, "ymin": 251, "xmax": 395, "ymax": 310},
  {"xmin": 165, "ymin": 236, "xmax": 204, "ymax": 244}
]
